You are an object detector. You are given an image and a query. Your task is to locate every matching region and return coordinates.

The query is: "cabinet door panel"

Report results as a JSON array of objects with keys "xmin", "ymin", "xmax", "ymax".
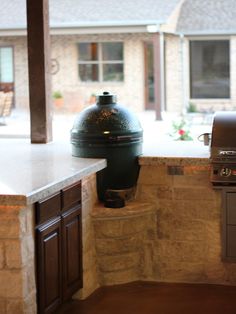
[
  {"xmin": 36, "ymin": 218, "xmax": 62, "ymax": 314},
  {"xmin": 62, "ymin": 206, "xmax": 82, "ymax": 301}
]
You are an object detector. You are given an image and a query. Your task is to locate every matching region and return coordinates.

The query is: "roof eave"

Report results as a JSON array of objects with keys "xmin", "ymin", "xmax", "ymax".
[
  {"xmin": 50, "ymin": 19, "xmax": 164, "ymax": 28},
  {"xmin": 0, "ymin": 20, "xmax": 164, "ymax": 36},
  {"xmin": 177, "ymin": 29, "xmax": 236, "ymax": 36}
]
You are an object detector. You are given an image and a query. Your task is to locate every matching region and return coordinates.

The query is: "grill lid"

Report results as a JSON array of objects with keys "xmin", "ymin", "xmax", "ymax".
[
  {"xmin": 71, "ymin": 91, "xmax": 143, "ymax": 145},
  {"xmin": 211, "ymin": 111, "xmax": 236, "ymax": 159}
]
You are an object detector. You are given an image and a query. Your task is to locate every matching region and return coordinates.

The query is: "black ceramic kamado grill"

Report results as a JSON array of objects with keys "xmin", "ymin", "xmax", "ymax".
[
  {"xmin": 210, "ymin": 111, "xmax": 236, "ymax": 186},
  {"xmin": 71, "ymin": 92, "xmax": 143, "ymax": 208}
]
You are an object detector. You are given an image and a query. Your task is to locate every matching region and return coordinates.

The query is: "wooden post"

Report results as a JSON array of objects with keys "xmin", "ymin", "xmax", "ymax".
[
  {"xmin": 153, "ymin": 34, "xmax": 162, "ymax": 120},
  {"xmin": 26, "ymin": 0, "xmax": 52, "ymax": 143}
]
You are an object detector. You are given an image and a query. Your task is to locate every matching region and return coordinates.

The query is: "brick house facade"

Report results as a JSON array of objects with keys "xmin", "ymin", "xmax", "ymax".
[
  {"xmin": 0, "ymin": 32, "xmax": 160, "ymax": 113},
  {"xmin": 165, "ymin": 34, "xmax": 236, "ymax": 114},
  {"xmin": 1, "ymin": 0, "xmax": 236, "ymax": 117}
]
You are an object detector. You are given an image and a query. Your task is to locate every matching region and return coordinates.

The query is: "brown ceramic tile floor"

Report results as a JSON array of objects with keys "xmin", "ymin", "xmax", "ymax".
[{"xmin": 56, "ymin": 281, "xmax": 236, "ymax": 314}]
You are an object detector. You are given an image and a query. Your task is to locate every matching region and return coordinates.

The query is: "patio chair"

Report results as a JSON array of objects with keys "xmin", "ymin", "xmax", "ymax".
[{"xmin": 0, "ymin": 92, "xmax": 13, "ymax": 125}]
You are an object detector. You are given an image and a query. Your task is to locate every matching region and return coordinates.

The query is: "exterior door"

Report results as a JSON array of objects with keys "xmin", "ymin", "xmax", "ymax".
[
  {"xmin": 0, "ymin": 47, "xmax": 14, "ymax": 93},
  {"xmin": 144, "ymin": 42, "xmax": 155, "ymax": 110}
]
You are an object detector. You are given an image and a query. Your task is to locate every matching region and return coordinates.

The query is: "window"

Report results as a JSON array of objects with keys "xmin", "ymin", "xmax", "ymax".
[
  {"xmin": 0, "ymin": 47, "xmax": 14, "ymax": 92},
  {"xmin": 78, "ymin": 42, "xmax": 124, "ymax": 82},
  {"xmin": 190, "ymin": 40, "xmax": 230, "ymax": 99}
]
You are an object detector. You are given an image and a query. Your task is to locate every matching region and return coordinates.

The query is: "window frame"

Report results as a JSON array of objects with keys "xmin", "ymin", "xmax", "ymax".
[
  {"xmin": 0, "ymin": 45, "xmax": 14, "ymax": 83},
  {"xmin": 0, "ymin": 45, "xmax": 15, "ymax": 95},
  {"xmin": 189, "ymin": 38, "xmax": 231, "ymax": 100},
  {"xmin": 78, "ymin": 41, "xmax": 124, "ymax": 83}
]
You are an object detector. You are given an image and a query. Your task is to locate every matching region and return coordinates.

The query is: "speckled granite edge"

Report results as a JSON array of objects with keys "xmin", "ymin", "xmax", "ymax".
[
  {"xmin": 139, "ymin": 156, "xmax": 210, "ymax": 166},
  {"xmin": 91, "ymin": 201, "xmax": 156, "ymax": 220}
]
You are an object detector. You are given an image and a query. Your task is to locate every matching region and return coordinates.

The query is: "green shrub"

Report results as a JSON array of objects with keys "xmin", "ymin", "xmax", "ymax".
[
  {"xmin": 53, "ymin": 91, "xmax": 63, "ymax": 99},
  {"xmin": 187, "ymin": 102, "xmax": 198, "ymax": 113}
]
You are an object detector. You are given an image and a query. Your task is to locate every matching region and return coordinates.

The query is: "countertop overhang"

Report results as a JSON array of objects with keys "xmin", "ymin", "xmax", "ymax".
[{"xmin": 0, "ymin": 139, "xmax": 106, "ymax": 206}]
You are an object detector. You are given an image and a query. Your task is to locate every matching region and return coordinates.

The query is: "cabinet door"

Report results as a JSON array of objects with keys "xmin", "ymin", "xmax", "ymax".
[
  {"xmin": 61, "ymin": 206, "xmax": 83, "ymax": 301},
  {"xmin": 36, "ymin": 217, "xmax": 62, "ymax": 314}
]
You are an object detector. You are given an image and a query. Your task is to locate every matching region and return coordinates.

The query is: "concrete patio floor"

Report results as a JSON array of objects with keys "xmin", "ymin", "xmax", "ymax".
[{"xmin": 0, "ymin": 109, "xmax": 213, "ymax": 149}]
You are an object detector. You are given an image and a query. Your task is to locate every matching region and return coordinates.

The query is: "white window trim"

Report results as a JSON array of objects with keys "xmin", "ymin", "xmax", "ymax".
[{"xmin": 78, "ymin": 41, "xmax": 124, "ymax": 82}]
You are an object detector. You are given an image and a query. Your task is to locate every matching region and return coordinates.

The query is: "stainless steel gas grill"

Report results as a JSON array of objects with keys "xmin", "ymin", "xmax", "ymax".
[
  {"xmin": 210, "ymin": 111, "xmax": 236, "ymax": 261},
  {"xmin": 210, "ymin": 111, "xmax": 236, "ymax": 186}
]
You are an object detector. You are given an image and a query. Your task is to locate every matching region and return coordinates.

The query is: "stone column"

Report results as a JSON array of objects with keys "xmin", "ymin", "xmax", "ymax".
[{"xmin": 0, "ymin": 205, "xmax": 36, "ymax": 313}]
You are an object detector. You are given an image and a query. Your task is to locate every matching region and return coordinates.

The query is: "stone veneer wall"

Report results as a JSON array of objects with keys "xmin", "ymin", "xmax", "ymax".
[
  {"xmin": 74, "ymin": 173, "xmax": 100, "ymax": 299},
  {"xmin": 0, "ymin": 204, "xmax": 36, "ymax": 313},
  {"xmin": 90, "ymin": 159, "xmax": 236, "ymax": 287},
  {"xmin": 91, "ymin": 202, "xmax": 156, "ymax": 286},
  {"xmin": 136, "ymin": 159, "xmax": 236, "ymax": 285}
]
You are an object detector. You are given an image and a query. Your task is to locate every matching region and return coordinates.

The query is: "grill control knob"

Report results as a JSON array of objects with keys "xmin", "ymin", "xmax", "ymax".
[{"xmin": 220, "ymin": 167, "xmax": 231, "ymax": 177}]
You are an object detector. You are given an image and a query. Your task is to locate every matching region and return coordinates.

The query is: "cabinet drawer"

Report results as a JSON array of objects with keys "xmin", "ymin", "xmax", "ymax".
[
  {"xmin": 62, "ymin": 182, "xmax": 81, "ymax": 210},
  {"xmin": 36, "ymin": 193, "xmax": 61, "ymax": 225}
]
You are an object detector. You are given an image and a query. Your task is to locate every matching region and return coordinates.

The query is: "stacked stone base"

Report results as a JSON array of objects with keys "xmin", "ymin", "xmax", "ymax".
[{"xmin": 91, "ymin": 202, "xmax": 156, "ymax": 286}]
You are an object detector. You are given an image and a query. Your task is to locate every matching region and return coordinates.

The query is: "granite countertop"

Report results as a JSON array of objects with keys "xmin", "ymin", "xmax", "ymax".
[
  {"xmin": 0, "ymin": 139, "xmax": 106, "ymax": 206},
  {"xmin": 0, "ymin": 138, "xmax": 210, "ymax": 206},
  {"xmin": 140, "ymin": 140, "xmax": 210, "ymax": 165}
]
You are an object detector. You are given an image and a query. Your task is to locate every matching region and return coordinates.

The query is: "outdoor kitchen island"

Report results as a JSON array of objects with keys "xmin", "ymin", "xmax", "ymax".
[
  {"xmin": 0, "ymin": 139, "xmax": 106, "ymax": 313},
  {"xmin": 1, "ymin": 139, "xmax": 236, "ymax": 313}
]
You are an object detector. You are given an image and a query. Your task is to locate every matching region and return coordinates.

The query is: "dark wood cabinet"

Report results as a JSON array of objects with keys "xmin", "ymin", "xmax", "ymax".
[
  {"xmin": 36, "ymin": 217, "xmax": 62, "ymax": 314},
  {"xmin": 35, "ymin": 182, "xmax": 82, "ymax": 314},
  {"xmin": 62, "ymin": 207, "xmax": 82, "ymax": 301}
]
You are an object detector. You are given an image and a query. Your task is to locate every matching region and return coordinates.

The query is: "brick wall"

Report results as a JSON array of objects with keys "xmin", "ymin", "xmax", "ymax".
[
  {"xmin": 0, "ymin": 33, "xmax": 154, "ymax": 113},
  {"xmin": 0, "ymin": 36, "xmax": 29, "ymax": 109},
  {"xmin": 164, "ymin": 35, "xmax": 236, "ymax": 114},
  {"xmin": 51, "ymin": 33, "xmax": 150, "ymax": 113},
  {"xmin": 165, "ymin": 34, "xmax": 183, "ymax": 113},
  {"xmin": 2, "ymin": 32, "xmax": 235, "ymax": 116}
]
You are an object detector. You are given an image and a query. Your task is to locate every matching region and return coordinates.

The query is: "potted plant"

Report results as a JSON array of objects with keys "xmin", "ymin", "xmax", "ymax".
[
  {"xmin": 169, "ymin": 119, "xmax": 193, "ymax": 141},
  {"xmin": 53, "ymin": 90, "xmax": 63, "ymax": 108}
]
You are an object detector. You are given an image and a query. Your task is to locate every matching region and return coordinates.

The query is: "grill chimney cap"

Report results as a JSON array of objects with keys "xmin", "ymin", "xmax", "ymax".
[{"xmin": 97, "ymin": 91, "xmax": 117, "ymax": 105}]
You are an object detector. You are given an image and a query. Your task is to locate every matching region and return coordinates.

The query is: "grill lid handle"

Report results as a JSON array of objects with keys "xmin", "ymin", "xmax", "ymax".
[{"xmin": 219, "ymin": 150, "xmax": 236, "ymax": 156}]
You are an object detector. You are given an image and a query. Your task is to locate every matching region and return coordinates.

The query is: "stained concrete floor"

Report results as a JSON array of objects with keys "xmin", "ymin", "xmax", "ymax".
[{"xmin": 57, "ymin": 281, "xmax": 236, "ymax": 314}]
